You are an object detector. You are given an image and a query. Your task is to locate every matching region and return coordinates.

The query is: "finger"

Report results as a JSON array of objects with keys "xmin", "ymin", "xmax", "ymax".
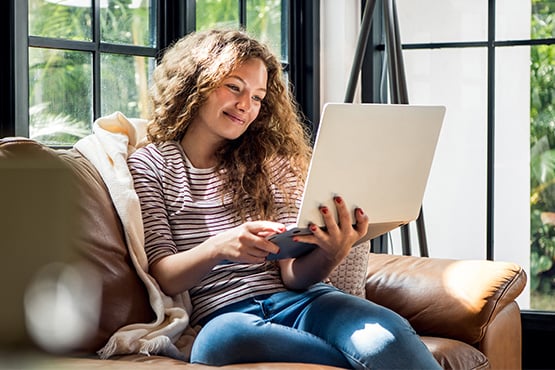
[
  {"xmin": 254, "ymin": 237, "xmax": 281, "ymax": 255},
  {"xmin": 247, "ymin": 246, "xmax": 273, "ymax": 259},
  {"xmin": 333, "ymin": 195, "xmax": 351, "ymax": 228},
  {"xmin": 247, "ymin": 220, "xmax": 287, "ymax": 235},
  {"xmin": 310, "ymin": 223, "xmax": 332, "ymax": 246},
  {"xmin": 256, "ymin": 230, "xmax": 276, "ymax": 238},
  {"xmin": 292, "ymin": 225, "xmax": 323, "ymax": 246},
  {"xmin": 291, "ymin": 234, "xmax": 320, "ymax": 246},
  {"xmin": 354, "ymin": 207, "xmax": 370, "ymax": 237},
  {"xmin": 319, "ymin": 205, "xmax": 339, "ymax": 233},
  {"xmin": 236, "ymin": 225, "xmax": 281, "ymax": 255}
]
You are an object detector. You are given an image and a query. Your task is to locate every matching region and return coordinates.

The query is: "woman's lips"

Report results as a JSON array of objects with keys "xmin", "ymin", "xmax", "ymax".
[{"xmin": 224, "ymin": 111, "xmax": 246, "ymax": 125}]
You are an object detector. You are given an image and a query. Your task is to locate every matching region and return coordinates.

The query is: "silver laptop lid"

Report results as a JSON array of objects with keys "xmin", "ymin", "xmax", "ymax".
[{"xmin": 297, "ymin": 103, "xmax": 445, "ymax": 240}]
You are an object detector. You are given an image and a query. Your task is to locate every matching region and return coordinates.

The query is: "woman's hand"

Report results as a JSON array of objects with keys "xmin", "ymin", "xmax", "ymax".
[
  {"xmin": 150, "ymin": 220, "xmax": 284, "ymax": 296},
  {"xmin": 307, "ymin": 195, "xmax": 369, "ymax": 262},
  {"xmin": 213, "ymin": 221, "xmax": 285, "ymax": 264},
  {"xmin": 278, "ymin": 195, "xmax": 369, "ymax": 290}
]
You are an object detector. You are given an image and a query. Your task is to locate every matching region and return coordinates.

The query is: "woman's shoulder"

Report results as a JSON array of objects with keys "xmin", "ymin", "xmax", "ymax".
[
  {"xmin": 129, "ymin": 141, "xmax": 182, "ymax": 168},
  {"xmin": 131, "ymin": 141, "xmax": 181, "ymax": 158}
]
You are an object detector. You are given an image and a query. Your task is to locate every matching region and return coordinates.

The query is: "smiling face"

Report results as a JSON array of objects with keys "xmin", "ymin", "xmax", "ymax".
[{"xmin": 189, "ymin": 58, "xmax": 268, "ymax": 147}]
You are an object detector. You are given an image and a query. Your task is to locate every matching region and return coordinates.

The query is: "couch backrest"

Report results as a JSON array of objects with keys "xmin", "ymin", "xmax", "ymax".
[{"xmin": 0, "ymin": 138, "xmax": 154, "ymax": 354}]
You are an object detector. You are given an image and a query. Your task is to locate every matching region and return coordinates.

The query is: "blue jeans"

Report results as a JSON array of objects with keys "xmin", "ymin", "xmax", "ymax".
[{"xmin": 190, "ymin": 283, "xmax": 441, "ymax": 370}]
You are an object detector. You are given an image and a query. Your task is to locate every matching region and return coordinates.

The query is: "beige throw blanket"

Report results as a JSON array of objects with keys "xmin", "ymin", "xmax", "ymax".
[{"xmin": 74, "ymin": 112, "xmax": 197, "ymax": 361}]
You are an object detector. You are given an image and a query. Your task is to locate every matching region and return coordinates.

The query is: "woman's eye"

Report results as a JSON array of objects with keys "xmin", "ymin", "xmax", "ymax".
[
  {"xmin": 252, "ymin": 95, "xmax": 264, "ymax": 103},
  {"xmin": 226, "ymin": 84, "xmax": 240, "ymax": 92}
]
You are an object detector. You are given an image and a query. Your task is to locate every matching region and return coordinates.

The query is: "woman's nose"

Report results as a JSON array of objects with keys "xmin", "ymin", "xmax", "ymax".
[{"xmin": 236, "ymin": 93, "xmax": 251, "ymax": 112}]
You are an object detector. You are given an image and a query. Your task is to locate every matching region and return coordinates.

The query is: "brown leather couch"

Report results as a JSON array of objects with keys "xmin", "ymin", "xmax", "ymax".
[{"xmin": 0, "ymin": 137, "xmax": 527, "ymax": 370}]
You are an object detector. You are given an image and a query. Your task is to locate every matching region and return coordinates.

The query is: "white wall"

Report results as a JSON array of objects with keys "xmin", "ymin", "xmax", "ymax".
[
  {"xmin": 320, "ymin": 0, "xmax": 361, "ymax": 106},
  {"xmin": 320, "ymin": 0, "xmax": 531, "ymax": 308}
]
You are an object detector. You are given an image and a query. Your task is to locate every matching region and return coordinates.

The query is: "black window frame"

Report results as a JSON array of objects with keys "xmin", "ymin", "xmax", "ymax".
[{"xmin": 2, "ymin": 1, "xmax": 17, "ymax": 138}]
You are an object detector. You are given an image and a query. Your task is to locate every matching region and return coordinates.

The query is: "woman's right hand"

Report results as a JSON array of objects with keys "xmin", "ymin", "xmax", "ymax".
[{"xmin": 212, "ymin": 221, "xmax": 285, "ymax": 264}]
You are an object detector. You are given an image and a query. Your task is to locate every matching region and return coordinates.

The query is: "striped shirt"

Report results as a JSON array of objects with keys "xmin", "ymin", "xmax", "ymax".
[{"xmin": 127, "ymin": 141, "xmax": 302, "ymax": 325}]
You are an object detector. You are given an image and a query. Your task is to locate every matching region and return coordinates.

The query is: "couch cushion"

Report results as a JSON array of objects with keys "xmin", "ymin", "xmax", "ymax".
[
  {"xmin": 422, "ymin": 336, "xmax": 489, "ymax": 370},
  {"xmin": 0, "ymin": 138, "xmax": 154, "ymax": 354}
]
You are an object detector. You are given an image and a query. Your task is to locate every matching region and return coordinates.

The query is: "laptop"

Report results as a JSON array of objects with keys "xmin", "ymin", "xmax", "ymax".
[{"xmin": 266, "ymin": 102, "xmax": 445, "ymax": 260}]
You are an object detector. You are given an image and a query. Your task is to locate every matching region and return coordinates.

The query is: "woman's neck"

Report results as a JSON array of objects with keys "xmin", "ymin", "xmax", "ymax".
[{"xmin": 180, "ymin": 134, "xmax": 219, "ymax": 169}]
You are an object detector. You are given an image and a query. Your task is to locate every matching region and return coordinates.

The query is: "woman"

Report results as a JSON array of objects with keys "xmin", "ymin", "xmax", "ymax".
[{"xmin": 128, "ymin": 29, "xmax": 441, "ymax": 369}]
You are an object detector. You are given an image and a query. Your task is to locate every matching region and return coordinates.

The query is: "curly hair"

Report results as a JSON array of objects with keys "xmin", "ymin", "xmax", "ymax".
[{"xmin": 147, "ymin": 29, "xmax": 312, "ymax": 221}]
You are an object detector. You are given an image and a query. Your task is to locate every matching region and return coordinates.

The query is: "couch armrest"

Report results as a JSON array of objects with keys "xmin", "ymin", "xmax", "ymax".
[{"xmin": 364, "ymin": 253, "xmax": 527, "ymax": 345}]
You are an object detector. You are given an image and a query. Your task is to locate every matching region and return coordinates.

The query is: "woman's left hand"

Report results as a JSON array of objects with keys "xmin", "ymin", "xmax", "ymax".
[
  {"xmin": 292, "ymin": 195, "xmax": 369, "ymax": 264},
  {"xmin": 278, "ymin": 195, "xmax": 369, "ymax": 290}
]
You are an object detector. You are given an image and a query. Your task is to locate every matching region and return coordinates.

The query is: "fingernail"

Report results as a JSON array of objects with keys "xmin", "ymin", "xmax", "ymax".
[
  {"xmin": 310, "ymin": 224, "xmax": 318, "ymax": 232},
  {"xmin": 320, "ymin": 206, "xmax": 328, "ymax": 215},
  {"xmin": 292, "ymin": 237, "xmax": 299, "ymax": 242},
  {"xmin": 334, "ymin": 196, "xmax": 343, "ymax": 204},
  {"xmin": 357, "ymin": 208, "xmax": 364, "ymax": 216}
]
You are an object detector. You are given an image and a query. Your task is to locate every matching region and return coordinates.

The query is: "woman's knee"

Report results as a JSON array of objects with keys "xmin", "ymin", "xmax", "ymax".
[{"xmin": 190, "ymin": 312, "xmax": 264, "ymax": 364}]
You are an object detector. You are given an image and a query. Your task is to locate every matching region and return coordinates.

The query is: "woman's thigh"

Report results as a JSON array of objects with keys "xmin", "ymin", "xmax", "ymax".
[
  {"xmin": 190, "ymin": 311, "xmax": 351, "ymax": 368},
  {"xmin": 294, "ymin": 290, "xmax": 441, "ymax": 370}
]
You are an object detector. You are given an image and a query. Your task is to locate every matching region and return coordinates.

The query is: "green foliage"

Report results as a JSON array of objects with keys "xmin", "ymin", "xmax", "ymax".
[
  {"xmin": 100, "ymin": 54, "xmax": 151, "ymax": 118},
  {"xmin": 29, "ymin": 48, "xmax": 92, "ymax": 126},
  {"xmin": 530, "ymin": 210, "xmax": 555, "ymax": 290},
  {"xmin": 101, "ymin": 0, "xmax": 151, "ymax": 46},
  {"xmin": 29, "ymin": 0, "xmax": 92, "ymax": 40},
  {"xmin": 246, "ymin": 0, "xmax": 283, "ymax": 57},
  {"xmin": 530, "ymin": 0, "xmax": 555, "ymax": 307},
  {"xmin": 29, "ymin": 104, "xmax": 89, "ymax": 146},
  {"xmin": 196, "ymin": 0, "xmax": 283, "ymax": 57},
  {"xmin": 196, "ymin": 0, "xmax": 239, "ymax": 30},
  {"xmin": 28, "ymin": 0, "xmax": 153, "ymax": 146}
]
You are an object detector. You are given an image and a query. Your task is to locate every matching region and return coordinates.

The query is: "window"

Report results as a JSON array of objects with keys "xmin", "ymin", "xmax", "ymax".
[
  {"xmin": 25, "ymin": 0, "xmax": 157, "ymax": 146},
  {"xmin": 196, "ymin": 0, "xmax": 287, "ymax": 64},
  {"xmin": 8, "ymin": 0, "xmax": 318, "ymax": 147},
  {"xmin": 369, "ymin": 0, "xmax": 555, "ymax": 311}
]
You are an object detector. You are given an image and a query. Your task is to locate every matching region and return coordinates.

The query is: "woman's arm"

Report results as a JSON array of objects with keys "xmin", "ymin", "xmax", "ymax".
[
  {"xmin": 150, "ymin": 221, "xmax": 284, "ymax": 296},
  {"xmin": 278, "ymin": 196, "xmax": 369, "ymax": 290},
  {"xmin": 128, "ymin": 147, "xmax": 283, "ymax": 296}
]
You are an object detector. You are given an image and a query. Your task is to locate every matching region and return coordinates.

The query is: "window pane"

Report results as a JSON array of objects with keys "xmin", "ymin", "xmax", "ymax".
[
  {"xmin": 101, "ymin": 53, "xmax": 154, "ymax": 119},
  {"xmin": 101, "ymin": 0, "xmax": 156, "ymax": 47},
  {"xmin": 402, "ymin": 47, "xmax": 489, "ymax": 261},
  {"xmin": 29, "ymin": 48, "xmax": 92, "ymax": 146},
  {"xmin": 396, "ymin": 0, "xmax": 487, "ymax": 43},
  {"xmin": 247, "ymin": 0, "xmax": 283, "ymax": 59},
  {"xmin": 530, "ymin": 44, "xmax": 555, "ymax": 311},
  {"xmin": 28, "ymin": 0, "xmax": 92, "ymax": 41},
  {"xmin": 496, "ymin": 1, "xmax": 531, "ymax": 40},
  {"xmin": 196, "ymin": 0, "xmax": 239, "ymax": 30}
]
